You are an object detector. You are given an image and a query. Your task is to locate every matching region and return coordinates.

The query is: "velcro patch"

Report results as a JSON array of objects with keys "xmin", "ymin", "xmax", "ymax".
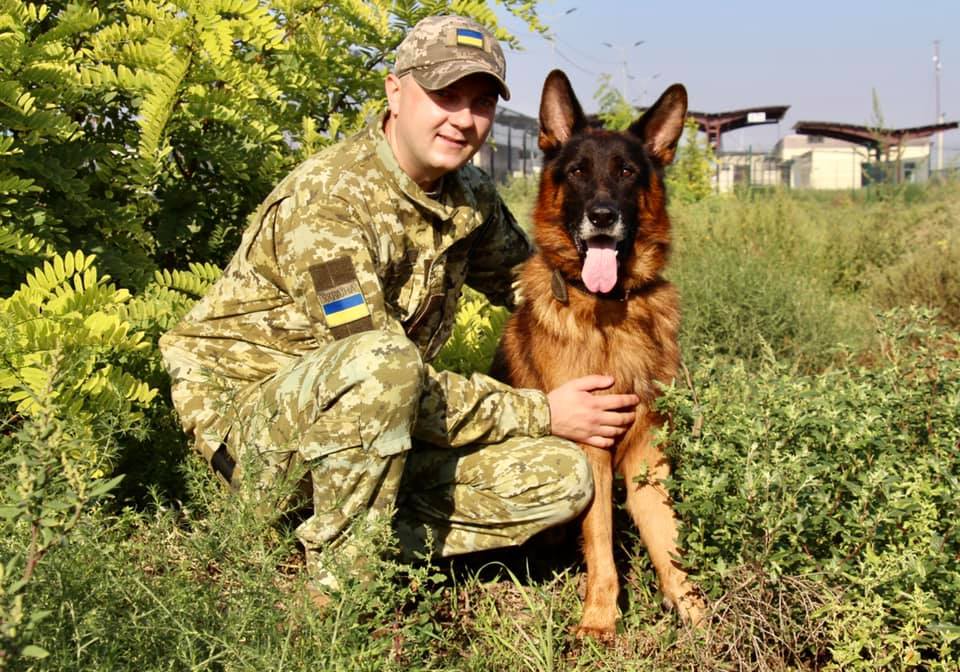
[
  {"xmin": 455, "ymin": 27, "xmax": 484, "ymax": 49},
  {"xmin": 309, "ymin": 258, "xmax": 374, "ymax": 339}
]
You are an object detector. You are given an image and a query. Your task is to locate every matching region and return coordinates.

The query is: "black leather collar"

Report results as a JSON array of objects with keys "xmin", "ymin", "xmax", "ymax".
[{"xmin": 550, "ymin": 268, "xmax": 630, "ymax": 304}]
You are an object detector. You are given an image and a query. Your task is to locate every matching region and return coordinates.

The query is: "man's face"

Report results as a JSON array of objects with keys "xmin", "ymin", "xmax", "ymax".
[{"xmin": 385, "ymin": 72, "xmax": 499, "ymax": 189}]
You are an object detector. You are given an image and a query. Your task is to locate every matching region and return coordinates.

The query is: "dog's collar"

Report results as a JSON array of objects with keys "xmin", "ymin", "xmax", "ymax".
[{"xmin": 550, "ymin": 268, "xmax": 630, "ymax": 304}]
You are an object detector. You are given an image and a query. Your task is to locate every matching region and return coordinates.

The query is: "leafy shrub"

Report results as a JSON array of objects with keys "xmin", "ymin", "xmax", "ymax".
[
  {"xmin": 0, "ymin": 1, "xmax": 545, "ymax": 288},
  {"xmin": 866, "ymin": 194, "xmax": 960, "ymax": 325},
  {"xmin": 0, "ymin": 250, "xmax": 219, "ymax": 666},
  {"xmin": 0, "ymin": 250, "xmax": 160, "ymax": 664},
  {"xmin": 661, "ymin": 308, "xmax": 960, "ymax": 667},
  {"xmin": 432, "ymin": 287, "xmax": 508, "ymax": 375},
  {"xmin": 666, "ymin": 118, "xmax": 715, "ymax": 204},
  {"xmin": 496, "ymin": 174, "xmax": 539, "ymax": 231}
]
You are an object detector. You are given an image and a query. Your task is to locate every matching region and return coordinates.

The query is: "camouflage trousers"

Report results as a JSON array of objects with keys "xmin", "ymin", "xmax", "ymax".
[{"xmin": 220, "ymin": 331, "xmax": 593, "ymax": 583}]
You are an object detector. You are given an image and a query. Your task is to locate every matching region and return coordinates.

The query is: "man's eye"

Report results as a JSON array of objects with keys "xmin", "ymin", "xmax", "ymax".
[{"xmin": 475, "ymin": 96, "xmax": 497, "ymax": 111}]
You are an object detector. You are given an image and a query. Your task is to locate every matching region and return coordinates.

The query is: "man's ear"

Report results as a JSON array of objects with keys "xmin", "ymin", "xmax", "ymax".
[{"xmin": 385, "ymin": 73, "xmax": 402, "ymax": 115}]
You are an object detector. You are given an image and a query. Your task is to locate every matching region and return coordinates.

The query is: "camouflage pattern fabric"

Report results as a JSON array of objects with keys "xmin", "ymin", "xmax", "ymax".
[
  {"xmin": 159, "ymin": 112, "xmax": 545, "ymax": 464},
  {"xmin": 395, "ymin": 435, "xmax": 593, "ymax": 559},
  {"xmin": 394, "ymin": 14, "xmax": 511, "ymax": 100},
  {"xmin": 221, "ymin": 329, "xmax": 591, "ymax": 579},
  {"xmin": 159, "ymin": 114, "xmax": 591, "ymax": 579}
]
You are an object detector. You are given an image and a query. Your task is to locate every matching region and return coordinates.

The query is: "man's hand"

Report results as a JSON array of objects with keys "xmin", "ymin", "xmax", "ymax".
[{"xmin": 547, "ymin": 375, "xmax": 639, "ymax": 448}]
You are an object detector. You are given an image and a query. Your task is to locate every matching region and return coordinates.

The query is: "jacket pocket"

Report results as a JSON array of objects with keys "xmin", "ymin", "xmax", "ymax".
[{"xmin": 292, "ymin": 417, "xmax": 364, "ymax": 462}]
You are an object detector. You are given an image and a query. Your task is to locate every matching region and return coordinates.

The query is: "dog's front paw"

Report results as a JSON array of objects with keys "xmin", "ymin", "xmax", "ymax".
[
  {"xmin": 574, "ymin": 622, "xmax": 616, "ymax": 643},
  {"xmin": 575, "ymin": 604, "xmax": 619, "ymax": 643},
  {"xmin": 665, "ymin": 588, "xmax": 706, "ymax": 628}
]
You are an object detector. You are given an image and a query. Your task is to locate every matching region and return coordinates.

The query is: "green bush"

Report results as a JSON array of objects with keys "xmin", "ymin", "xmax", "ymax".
[
  {"xmin": 662, "ymin": 308, "xmax": 960, "ymax": 668},
  {"xmin": 0, "ymin": 1, "xmax": 545, "ymax": 289},
  {"xmin": 865, "ymin": 190, "xmax": 960, "ymax": 325},
  {"xmin": 669, "ymin": 193, "xmax": 873, "ymax": 370},
  {"xmin": 666, "ymin": 118, "xmax": 715, "ymax": 204}
]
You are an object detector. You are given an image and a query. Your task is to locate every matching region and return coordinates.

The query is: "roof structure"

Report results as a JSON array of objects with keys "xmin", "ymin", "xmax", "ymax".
[
  {"xmin": 688, "ymin": 106, "xmax": 789, "ymax": 150},
  {"xmin": 494, "ymin": 106, "xmax": 539, "ymax": 134},
  {"xmin": 793, "ymin": 121, "xmax": 960, "ymax": 158}
]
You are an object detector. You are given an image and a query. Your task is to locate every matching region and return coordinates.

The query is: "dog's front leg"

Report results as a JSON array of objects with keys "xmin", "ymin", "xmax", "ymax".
[
  {"xmin": 620, "ymin": 421, "xmax": 704, "ymax": 626},
  {"xmin": 576, "ymin": 445, "xmax": 618, "ymax": 641}
]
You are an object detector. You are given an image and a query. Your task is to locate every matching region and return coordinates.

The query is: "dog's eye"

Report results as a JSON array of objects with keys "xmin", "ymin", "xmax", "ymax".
[
  {"xmin": 568, "ymin": 166, "xmax": 584, "ymax": 179},
  {"xmin": 619, "ymin": 166, "xmax": 634, "ymax": 178}
]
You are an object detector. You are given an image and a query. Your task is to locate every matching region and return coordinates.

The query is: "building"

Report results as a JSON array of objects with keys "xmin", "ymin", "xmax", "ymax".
[
  {"xmin": 714, "ymin": 134, "xmax": 937, "ymax": 192},
  {"xmin": 472, "ymin": 107, "xmax": 542, "ymax": 183}
]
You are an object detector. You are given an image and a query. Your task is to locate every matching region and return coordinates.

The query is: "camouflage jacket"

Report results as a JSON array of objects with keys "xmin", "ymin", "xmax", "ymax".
[{"xmin": 159, "ymin": 115, "xmax": 551, "ymax": 460}]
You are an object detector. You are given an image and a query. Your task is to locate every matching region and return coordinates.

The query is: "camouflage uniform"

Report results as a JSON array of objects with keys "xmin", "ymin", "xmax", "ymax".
[{"xmin": 159, "ymin": 113, "xmax": 593, "ymax": 573}]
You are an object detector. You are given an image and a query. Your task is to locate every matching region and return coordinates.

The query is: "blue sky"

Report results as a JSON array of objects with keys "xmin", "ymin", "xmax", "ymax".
[{"xmin": 494, "ymin": 0, "xmax": 960, "ymax": 159}]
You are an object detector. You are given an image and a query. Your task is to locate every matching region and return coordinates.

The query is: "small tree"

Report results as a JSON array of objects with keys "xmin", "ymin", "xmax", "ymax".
[
  {"xmin": 666, "ymin": 118, "xmax": 715, "ymax": 203},
  {"xmin": 594, "ymin": 74, "xmax": 637, "ymax": 131}
]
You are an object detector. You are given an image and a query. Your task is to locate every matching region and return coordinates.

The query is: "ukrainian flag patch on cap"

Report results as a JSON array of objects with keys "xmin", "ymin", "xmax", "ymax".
[
  {"xmin": 320, "ymin": 281, "xmax": 370, "ymax": 328},
  {"xmin": 456, "ymin": 27, "xmax": 484, "ymax": 48}
]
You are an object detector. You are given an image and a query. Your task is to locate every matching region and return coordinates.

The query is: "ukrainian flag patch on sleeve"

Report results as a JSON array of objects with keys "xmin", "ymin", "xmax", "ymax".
[
  {"xmin": 456, "ymin": 27, "xmax": 485, "ymax": 48},
  {"xmin": 309, "ymin": 258, "xmax": 375, "ymax": 338},
  {"xmin": 320, "ymin": 282, "xmax": 370, "ymax": 327}
]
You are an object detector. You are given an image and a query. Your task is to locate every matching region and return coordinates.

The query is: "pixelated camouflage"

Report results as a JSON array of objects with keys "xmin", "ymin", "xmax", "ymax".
[
  {"xmin": 220, "ymin": 329, "xmax": 591, "ymax": 578},
  {"xmin": 394, "ymin": 14, "xmax": 510, "ymax": 100},
  {"xmin": 159, "ymin": 112, "xmax": 543, "ymax": 462},
  {"xmin": 158, "ymin": 113, "xmax": 588, "ymax": 570}
]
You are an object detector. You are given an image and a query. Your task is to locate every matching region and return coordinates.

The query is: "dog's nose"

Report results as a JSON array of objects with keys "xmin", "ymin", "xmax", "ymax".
[{"xmin": 587, "ymin": 205, "xmax": 618, "ymax": 229}]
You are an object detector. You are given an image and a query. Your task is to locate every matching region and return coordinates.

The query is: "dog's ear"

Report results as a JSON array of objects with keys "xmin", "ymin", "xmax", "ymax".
[
  {"xmin": 538, "ymin": 70, "xmax": 586, "ymax": 152},
  {"xmin": 628, "ymin": 84, "xmax": 688, "ymax": 165}
]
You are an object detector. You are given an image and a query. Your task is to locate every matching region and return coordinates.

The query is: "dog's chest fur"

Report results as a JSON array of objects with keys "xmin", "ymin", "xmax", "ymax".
[{"xmin": 507, "ymin": 255, "xmax": 680, "ymax": 403}]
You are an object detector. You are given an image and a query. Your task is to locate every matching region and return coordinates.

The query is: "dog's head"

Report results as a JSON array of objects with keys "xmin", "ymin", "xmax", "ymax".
[{"xmin": 533, "ymin": 70, "xmax": 687, "ymax": 294}]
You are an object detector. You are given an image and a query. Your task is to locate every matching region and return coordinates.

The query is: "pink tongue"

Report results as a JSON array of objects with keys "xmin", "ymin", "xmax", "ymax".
[{"xmin": 582, "ymin": 242, "xmax": 618, "ymax": 293}]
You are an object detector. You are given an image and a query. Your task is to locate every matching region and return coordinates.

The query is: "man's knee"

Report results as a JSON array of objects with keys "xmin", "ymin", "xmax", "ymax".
[
  {"xmin": 310, "ymin": 331, "xmax": 423, "ymax": 457},
  {"xmin": 295, "ymin": 330, "xmax": 424, "ymax": 412},
  {"xmin": 540, "ymin": 439, "xmax": 594, "ymax": 523},
  {"xmin": 477, "ymin": 437, "xmax": 594, "ymax": 523}
]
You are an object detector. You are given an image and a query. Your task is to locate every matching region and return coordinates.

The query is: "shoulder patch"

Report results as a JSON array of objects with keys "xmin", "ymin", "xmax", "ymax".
[{"xmin": 309, "ymin": 258, "xmax": 374, "ymax": 338}]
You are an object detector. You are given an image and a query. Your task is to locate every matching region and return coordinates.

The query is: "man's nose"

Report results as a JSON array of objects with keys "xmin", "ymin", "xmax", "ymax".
[{"xmin": 448, "ymin": 104, "xmax": 474, "ymax": 129}]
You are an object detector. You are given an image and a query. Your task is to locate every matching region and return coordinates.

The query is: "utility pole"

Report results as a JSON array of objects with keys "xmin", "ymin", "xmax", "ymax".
[
  {"xmin": 602, "ymin": 40, "xmax": 644, "ymax": 101},
  {"xmin": 934, "ymin": 40, "xmax": 943, "ymax": 172}
]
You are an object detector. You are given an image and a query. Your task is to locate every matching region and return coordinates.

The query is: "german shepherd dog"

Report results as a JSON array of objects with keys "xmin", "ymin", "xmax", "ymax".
[{"xmin": 491, "ymin": 70, "xmax": 703, "ymax": 639}]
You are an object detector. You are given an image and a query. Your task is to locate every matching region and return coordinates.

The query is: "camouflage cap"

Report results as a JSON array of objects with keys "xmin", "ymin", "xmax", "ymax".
[{"xmin": 395, "ymin": 15, "xmax": 510, "ymax": 101}]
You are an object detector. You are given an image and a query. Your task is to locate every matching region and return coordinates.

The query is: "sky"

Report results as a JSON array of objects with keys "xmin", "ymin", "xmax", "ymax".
[{"xmin": 493, "ymin": 0, "xmax": 960, "ymax": 161}]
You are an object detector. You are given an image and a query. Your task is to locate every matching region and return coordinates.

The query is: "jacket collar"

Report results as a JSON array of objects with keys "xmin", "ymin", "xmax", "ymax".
[{"xmin": 370, "ymin": 114, "xmax": 479, "ymax": 227}]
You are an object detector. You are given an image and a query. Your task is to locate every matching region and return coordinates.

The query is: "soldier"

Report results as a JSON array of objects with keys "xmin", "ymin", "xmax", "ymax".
[{"xmin": 158, "ymin": 15, "xmax": 639, "ymax": 595}]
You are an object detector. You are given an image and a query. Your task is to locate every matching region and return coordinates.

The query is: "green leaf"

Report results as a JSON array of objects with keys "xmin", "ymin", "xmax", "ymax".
[{"xmin": 21, "ymin": 645, "xmax": 50, "ymax": 659}]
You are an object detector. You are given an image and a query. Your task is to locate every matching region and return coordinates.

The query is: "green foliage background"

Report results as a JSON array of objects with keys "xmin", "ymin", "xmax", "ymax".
[
  {"xmin": 0, "ymin": 0, "xmax": 544, "ymax": 288},
  {"xmin": 1, "ymin": 2, "xmax": 959, "ymax": 670}
]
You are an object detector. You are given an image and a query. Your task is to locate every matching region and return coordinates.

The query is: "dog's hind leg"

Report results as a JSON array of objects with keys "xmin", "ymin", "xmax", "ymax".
[
  {"xmin": 576, "ymin": 445, "xmax": 619, "ymax": 641},
  {"xmin": 619, "ymin": 421, "xmax": 704, "ymax": 626}
]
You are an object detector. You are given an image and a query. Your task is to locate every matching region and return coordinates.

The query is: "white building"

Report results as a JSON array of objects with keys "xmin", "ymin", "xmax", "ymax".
[
  {"xmin": 713, "ymin": 134, "xmax": 934, "ymax": 192},
  {"xmin": 776, "ymin": 134, "xmax": 931, "ymax": 189}
]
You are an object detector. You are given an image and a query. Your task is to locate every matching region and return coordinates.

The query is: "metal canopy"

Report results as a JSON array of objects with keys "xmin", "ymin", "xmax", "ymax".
[
  {"xmin": 494, "ymin": 107, "xmax": 540, "ymax": 134},
  {"xmin": 793, "ymin": 120, "xmax": 960, "ymax": 158},
  {"xmin": 688, "ymin": 106, "xmax": 790, "ymax": 150}
]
